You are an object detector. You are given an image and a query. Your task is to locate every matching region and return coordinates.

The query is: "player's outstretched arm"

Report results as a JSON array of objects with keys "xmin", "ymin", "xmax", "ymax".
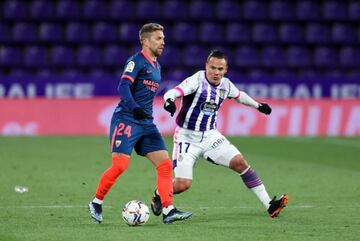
[{"xmin": 234, "ymin": 91, "xmax": 272, "ymax": 115}]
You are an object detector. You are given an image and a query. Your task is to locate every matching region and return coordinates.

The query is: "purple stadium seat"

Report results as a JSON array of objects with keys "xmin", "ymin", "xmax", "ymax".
[
  {"xmin": 227, "ymin": 23, "xmax": 251, "ymax": 43},
  {"xmin": 0, "ymin": 47, "xmax": 22, "ymax": 65},
  {"xmin": 36, "ymin": 69, "xmax": 54, "ymax": 78},
  {"xmin": 298, "ymin": 69, "xmax": 320, "ymax": 78},
  {"xmin": 88, "ymin": 69, "xmax": 112, "ymax": 78},
  {"xmin": 62, "ymin": 69, "xmax": 85, "ymax": 78},
  {"xmin": 137, "ymin": 0, "xmax": 161, "ymax": 19},
  {"xmin": 349, "ymin": 1, "xmax": 360, "ymax": 20},
  {"xmin": 305, "ymin": 24, "xmax": 330, "ymax": 43},
  {"xmin": 162, "ymin": 68, "xmax": 188, "ymax": 82},
  {"xmin": 235, "ymin": 46, "xmax": 260, "ymax": 67},
  {"xmin": 163, "ymin": 0, "xmax": 187, "ymax": 19},
  {"xmin": 253, "ymin": 23, "xmax": 277, "ymax": 43},
  {"xmin": 273, "ymin": 69, "xmax": 295, "ymax": 78},
  {"xmin": 13, "ymin": 23, "xmax": 37, "ymax": 42},
  {"xmin": 339, "ymin": 47, "xmax": 360, "ymax": 67},
  {"xmin": 217, "ymin": 0, "xmax": 241, "ymax": 20},
  {"xmin": 56, "ymin": 0, "xmax": 80, "ymax": 19},
  {"xmin": 323, "ymin": 1, "xmax": 347, "ymax": 20},
  {"xmin": 199, "ymin": 23, "xmax": 223, "ymax": 43},
  {"xmin": 66, "ymin": 23, "xmax": 90, "ymax": 42},
  {"xmin": 160, "ymin": 46, "xmax": 181, "ymax": 67},
  {"xmin": 0, "ymin": 24, "xmax": 11, "ymax": 41},
  {"xmin": 182, "ymin": 45, "xmax": 207, "ymax": 67},
  {"xmin": 243, "ymin": 0, "xmax": 267, "ymax": 20},
  {"xmin": 93, "ymin": 22, "xmax": 118, "ymax": 42},
  {"xmin": 8, "ymin": 69, "xmax": 31, "ymax": 77},
  {"xmin": 77, "ymin": 46, "xmax": 101, "ymax": 66},
  {"xmin": 103, "ymin": 45, "xmax": 128, "ymax": 66},
  {"xmin": 189, "ymin": 0, "xmax": 215, "ymax": 19},
  {"xmin": 172, "ymin": 22, "xmax": 197, "ymax": 43},
  {"xmin": 225, "ymin": 69, "xmax": 244, "ymax": 81},
  {"xmin": 269, "ymin": 1, "xmax": 292, "ymax": 20},
  {"xmin": 279, "ymin": 23, "xmax": 303, "ymax": 43},
  {"xmin": 24, "ymin": 46, "xmax": 47, "ymax": 66},
  {"xmin": 3, "ymin": 0, "xmax": 27, "ymax": 19},
  {"xmin": 296, "ymin": 1, "xmax": 319, "ymax": 20},
  {"xmin": 326, "ymin": 69, "xmax": 344, "ymax": 78},
  {"xmin": 248, "ymin": 69, "xmax": 268, "ymax": 79},
  {"xmin": 51, "ymin": 46, "xmax": 75, "ymax": 66},
  {"xmin": 84, "ymin": 0, "xmax": 106, "ymax": 19},
  {"xmin": 30, "ymin": 0, "xmax": 53, "ymax": 18},
  {"xmin": 109, "ymin": 0, "xmax": 134, "ymax": 19},
  {"xmin": 314, "ymin": 47, "xmax": 337, "ymax": 67},
  {"xmin": 119, "ymin": 23, "xmax": 141, "ymax": 42},
  {"xmin": 287, "ymin": 46, "xmax": 311, "ymax": 67},
  {"xmin": 39, "ymin": 23, "xmax": 64, "ymax": 42},
  {"xmin": 262, "ymin": 46, "xmax": 286, "ymax": 67},
  {"xmin": 332, "ymin": 24, "xmax": 355, "ymax": 43}
]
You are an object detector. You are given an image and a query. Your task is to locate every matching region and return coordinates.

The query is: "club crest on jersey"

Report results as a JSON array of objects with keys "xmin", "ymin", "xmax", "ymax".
[
  {"xmin": 200, "ymin": 100, "xmax": 218, "ymax": 116},
  {"xmin": 219, "ymin": 89, "xmax": 227, "ymax": 99},
  {"xmin": 125, "ymin": 61, "xmax": 135, "ymax": 72}
]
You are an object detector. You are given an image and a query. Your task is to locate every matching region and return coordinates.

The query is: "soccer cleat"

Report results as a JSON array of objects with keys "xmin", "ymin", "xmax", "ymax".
[
  {"xmin": 151, "ymin": 190, "xmax": 162, "ymax": 216},
  {"xmin": 267, "ymin": 194, "xmax": 289, "ymax": 218},
  {"xmin": 163, "ymin": 208, "xmax": 192, "ymax": 224},
  {"xmin": 88, "ymin": 202, "xmax": 103, "ymax": 223}
]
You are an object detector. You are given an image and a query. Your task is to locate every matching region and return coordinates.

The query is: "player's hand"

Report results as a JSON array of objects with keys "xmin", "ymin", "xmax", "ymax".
[
  {"xmin": 164, "ymin": 99, "xmax": 176, "ymax": 117},
  {"xmin": 133, "ymin": 107, "xmax": 149, "ymax": 120},
  {"xmin": 258, "ymin": 103, "xmax": 272, "ymax": 115}
]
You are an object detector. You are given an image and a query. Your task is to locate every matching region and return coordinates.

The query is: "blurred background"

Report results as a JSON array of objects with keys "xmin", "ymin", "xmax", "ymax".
[{"xmin": 0, "ymin": 0, "xmax": 359, "ymax": 136}]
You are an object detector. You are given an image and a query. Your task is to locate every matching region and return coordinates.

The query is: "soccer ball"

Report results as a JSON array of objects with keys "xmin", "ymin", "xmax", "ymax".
[{"xmin": 122, "ymin": 200, "xmax": 150, "ymax": 226}]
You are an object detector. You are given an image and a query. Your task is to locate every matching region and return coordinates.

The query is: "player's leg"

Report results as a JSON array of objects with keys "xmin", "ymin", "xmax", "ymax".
[
  {"xmin": 89, "ymin": 115, "xmax": 139, "ymax": 223},
  {"xmin": 146, "ymin": 150, "xmax": 192, "ymax": 224},
  {"xmin": 136, "ymin": 128, "xmax": 192, "ymax": 224},
  {"xmin": 203, "ymin": 131, "xmax": 288, "ymax": 217},
  {"xmin": 89, "ymin": 153, "xmax": 130, "ymax": 223}
]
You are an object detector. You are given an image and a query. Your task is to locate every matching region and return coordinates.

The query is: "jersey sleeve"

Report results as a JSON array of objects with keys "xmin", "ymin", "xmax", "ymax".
[
  {"xmin": 175, "ymin": 74, "xmax": 200, "ymax": 96},
  {"xmin": 227, "ymin": 80, "xmax": 241, "ymax": 99},
  {"xmin": 120, "ymin": 59, "xmax": 141, "ymax": 83}
]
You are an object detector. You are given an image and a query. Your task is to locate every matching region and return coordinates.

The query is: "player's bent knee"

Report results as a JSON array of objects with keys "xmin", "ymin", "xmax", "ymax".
[
  {"xmin": 174, "ymin": 178, "xmax": 192, "ymax": 193},
  {"xmin": 112, "ymin": 154, "xmax": 130, "ymax": 173},
  {"xmin": 229, "ymin": 154, "xmax": 248, "ymax": 173}
]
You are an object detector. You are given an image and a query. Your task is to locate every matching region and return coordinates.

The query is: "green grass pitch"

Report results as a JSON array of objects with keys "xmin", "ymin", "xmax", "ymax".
[{"xmin": 0, "ymin": 136, "xmax": 359, "ymax": 241}]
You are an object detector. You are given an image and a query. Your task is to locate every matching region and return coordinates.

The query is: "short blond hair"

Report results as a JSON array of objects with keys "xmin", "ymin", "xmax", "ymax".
[{"xmin": 139, "ymin": 23, "xmax": 164, "ymax": 44}]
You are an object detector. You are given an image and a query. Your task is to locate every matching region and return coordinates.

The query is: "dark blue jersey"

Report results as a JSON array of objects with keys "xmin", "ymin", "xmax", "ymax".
[{"xmin": 115, "ymin": 50, "xmax": 161, "ymax": 118}]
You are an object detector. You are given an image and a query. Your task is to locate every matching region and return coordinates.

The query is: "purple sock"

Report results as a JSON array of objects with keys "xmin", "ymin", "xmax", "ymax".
[{"xmin": 240, "ymin": 167, "xmax": 263, "ymax": 189}]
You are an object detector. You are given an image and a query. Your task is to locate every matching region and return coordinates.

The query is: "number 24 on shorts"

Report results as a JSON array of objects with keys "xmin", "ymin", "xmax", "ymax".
[{"xmin": 115, "ymin": 123, "xmax": 132, "ymax": 138}]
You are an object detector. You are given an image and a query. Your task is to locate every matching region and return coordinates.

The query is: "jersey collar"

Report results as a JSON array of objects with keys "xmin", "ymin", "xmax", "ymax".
[{"xmin": 141, "ymin": 49, "xmax": 156, "ymax": 68}]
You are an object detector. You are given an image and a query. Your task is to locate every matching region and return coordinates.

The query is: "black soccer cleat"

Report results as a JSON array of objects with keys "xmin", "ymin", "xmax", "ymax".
[
  {"xmin": 151, "ymin": 190, "xmax": 162, "ymax": 216},
  {"xmin": 88, "ymin": 202, "xmax": 103, "ymax": 223},
  {"xmin": 267, "ymin": 194, "xmax": 289, "ymax": 218},
  {"xmin": 163, "ymin": 208, "xmax": 192, "ymax": 224}
]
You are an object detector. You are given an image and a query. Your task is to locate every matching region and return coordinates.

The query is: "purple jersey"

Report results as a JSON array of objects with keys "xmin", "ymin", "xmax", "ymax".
[
  {"xmin": 115, "ymin": 50, "xmax": 161, "ymax": 118},
  {"xmin": 175, "ymin": 71, "xmax": 240, "ymax": 131}
]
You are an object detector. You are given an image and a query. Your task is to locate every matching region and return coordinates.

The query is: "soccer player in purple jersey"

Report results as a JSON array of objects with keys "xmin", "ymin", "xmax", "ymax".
[
  {"xmin": 151, "ymin": 50, "xmax": 288, "ymax": 218},
  {"xmin": 88, "ymin": 23, "xmax": 192, "ymax": 224}
]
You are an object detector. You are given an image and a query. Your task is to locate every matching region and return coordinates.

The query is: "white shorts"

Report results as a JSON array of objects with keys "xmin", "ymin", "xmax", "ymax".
[{"xmin": 172, "ymin": 127, "xmax": 240, "ymax": 180}]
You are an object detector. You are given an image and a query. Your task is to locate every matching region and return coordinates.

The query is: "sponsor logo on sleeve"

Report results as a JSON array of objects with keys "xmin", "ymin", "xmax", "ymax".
[{"xmin": 125, "ymin": 61, "xmax": 135, "ymax": 72}]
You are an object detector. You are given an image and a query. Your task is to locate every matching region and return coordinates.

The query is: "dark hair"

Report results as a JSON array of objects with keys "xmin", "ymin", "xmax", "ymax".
[
  {"xmin": 206, "ymin": 50, "xmax": 228, "ymax": 64},
  {"xmin": 139, "ymin": 23, "xmax": 164, "ymax": 43}
]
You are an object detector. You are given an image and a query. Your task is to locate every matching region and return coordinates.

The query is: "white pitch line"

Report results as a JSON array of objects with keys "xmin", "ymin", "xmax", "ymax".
[{"xmin": 3, "ymin": 204, "xmax": 360, "ymax": 209}]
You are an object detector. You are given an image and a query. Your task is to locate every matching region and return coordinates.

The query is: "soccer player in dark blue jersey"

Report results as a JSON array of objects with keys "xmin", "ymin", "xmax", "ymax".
[{"xmin": 89, "ymin": 23, "xmax": 192, "ymax": 224}]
